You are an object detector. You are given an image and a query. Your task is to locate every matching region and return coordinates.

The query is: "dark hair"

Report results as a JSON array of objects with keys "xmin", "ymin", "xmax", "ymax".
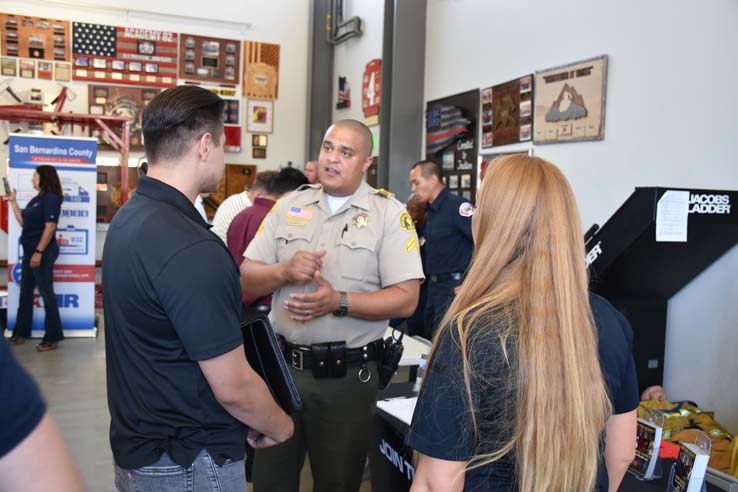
[
  {"xmin": 412, "ymin": 160, "xmax": 443, "ymax": 181},
  {"xmin": 251, "ymin": 170, "xmax": 279, "ymax": 193},
  {"xmin": 142, "ymin": 85, "xmax": 225, "ymax": 164},
  {"xmin": 270, "ymin": 167, "xmax": 309, "ymax": 196},
  {"xmin": 331, "ymin": 119, "xmax": 374, "ymax": 156},
  {"xmin": 137, "ymin": 161, "xmax": 148, "ymax": 177},
  {"xmin": 35, "ymin": 165, "xmax": 63, "ymax": 197}
]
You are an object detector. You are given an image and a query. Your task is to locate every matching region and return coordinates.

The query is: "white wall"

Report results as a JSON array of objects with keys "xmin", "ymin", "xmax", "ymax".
[
  {"xmin": 331, "ymin": 1, "xmax": 384, "ymax": 147},
  {"xmin": 425, "ymin": 0, "xmax": 738, "ymax": 431},
  {"xmin": 0, "ymin": 0, "xmax": 310, "ymax": 259}
]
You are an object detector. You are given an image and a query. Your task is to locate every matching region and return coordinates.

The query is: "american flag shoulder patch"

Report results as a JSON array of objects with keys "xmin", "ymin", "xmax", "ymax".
[{"xmin": 287, "ymin": 207, "xmax": 313, "ymax": 221}]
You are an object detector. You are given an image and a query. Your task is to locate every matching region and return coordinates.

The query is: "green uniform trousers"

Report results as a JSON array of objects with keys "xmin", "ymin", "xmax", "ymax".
[{"xmin": 253, "ymin": 361, "xmax": 379, "ymax": 492}]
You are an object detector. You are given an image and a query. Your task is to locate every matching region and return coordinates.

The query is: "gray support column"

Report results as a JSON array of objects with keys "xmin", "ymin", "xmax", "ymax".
[
  {"xmin": 379, "ymin": 0, "xmax": 427, "ymax": 200},
  {"xmin": 307, "ymin": 0, "xmax": 334, "ymax": 161}
]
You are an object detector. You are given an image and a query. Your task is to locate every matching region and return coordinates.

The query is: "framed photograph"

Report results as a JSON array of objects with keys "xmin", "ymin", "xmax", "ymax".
[
  {"xmin": 92, "ymin": 58, "xmax": 107, "ymax": 69},
  {"xmin": 201, "ymin": 56, "xmax": 218, "ymax": 68},
  {"xmin": 137, "ymin": 40, "xmax": 155, "ymax": 56},
  {"xmin": 252, "ymin": 147, "xmax": 267, "ymax": 159},
  {"xmin": 19, "ymin": 59, "xmax": 36, "ymax": 78},
  {"xmin": 184, "ymin": 62, "xmax": 195, "ymax": 74},
  {"xmin": 461, "ymin": 190, "xmax": 471, "ymax": 200},
  {"xmin": 201, "ymin": 40, "xmax": 219, "ymax": 55},
  {"xmin": 144, "ymin": 63, "xmax": 158, "ymax": 74},
  {"xmin": 89, "ymin": 104, "xmax": 104, "ymax": 115},
  {"xmin": 461, "ymin": 174, "xmax": 471, "ymax": 189},
  {"xmin": 1, "ymin": 57, "xmax": 17, "ymax": 76},
  {"xmin": 246, "ymin": 99, "xmax": 274, "ymax": 134},
  {"xmin": 75, "ymin": 55, "xmax": 89, "ymax": 67},
  {"xmin": 252, "ymin": 134, "xmax": 268, "ymax": 147},
  {"xmin": 54, "ymin": 61, "xmax": 70, "ymax": 81},
  {"xmin": 38, "ymin": 60, "xmax": 53, "ymax": 79},
  {"xmin": 184, "ymin": 50, "xmax": 195, "ymax": 61},
  {"xmin": 225, "ymin": 43, "xmax": 236, "ymax": 54},
  {"xmin": 185, "ymin": 37, "xmax": 195, "ymax": 49},
  {"xmin": 534, "ymin": 55, "xmax": 608, "ymax": 144},
  {"xmin": 128, "ymin": 61, "xmax": 142, "ymax": 72},
  {"xmin": 111, "ymin": 60, "xmax": 125, "ymax": 71},
  {"xmin": 448, "ymin": 174, "xmax": 459, "ymax": 189}
]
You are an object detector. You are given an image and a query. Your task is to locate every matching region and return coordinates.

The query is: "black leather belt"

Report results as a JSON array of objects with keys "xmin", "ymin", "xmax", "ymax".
[
  {"xmin": 284, "ymin": 340, "xmax": 380, "ymax": 372},
  {"xmin": 429, "ymin": 272, "xmax": 463, "ymax": 283}
]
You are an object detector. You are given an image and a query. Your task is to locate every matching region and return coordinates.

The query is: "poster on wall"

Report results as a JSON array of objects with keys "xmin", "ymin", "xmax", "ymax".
[
  {"xmin": 362, "ymin": 59, "xmax": 381, "ymax": 126},
  {"xmin": 6, "ymin": 134, "xmax": 98, "ymax": 337},
  {"xmin": 179, "ymin": 34, "xmax": 240, "ymax": 85},
  {"xmin": 72, "ymin": 23, "xmax": 178, "ymax": 87},
  {"xmin": 426, "ymin": 89, "xmax": 480, "ymax": 204},
  {"xmin": 0, "ymin": 13, "xmax": 70, "ymax": 61},
  {"xmin": 533, "ymin": 55, "xmax": 608, "ymax": 144},
  {"xmin": 88, "ymin": 85, "xmax": 161, "ymax": 151},
  {"xmin": 481, "ymin": 75, "xmax": 533, "ymax": 148},
  {"xmin": 243, "ymin": 40, "xmax": 280, "ymax": 99}
]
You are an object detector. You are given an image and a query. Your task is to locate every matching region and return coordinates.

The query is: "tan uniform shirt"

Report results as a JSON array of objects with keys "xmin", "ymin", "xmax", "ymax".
[{"xmin": 245, "ymin": 181, "xmax": 425, "ymax": 348}]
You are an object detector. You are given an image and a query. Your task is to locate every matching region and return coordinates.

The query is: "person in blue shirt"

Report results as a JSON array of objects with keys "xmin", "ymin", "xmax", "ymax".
[
  {"xmin": 409, "ymin": 160, "xmax": 474, "ymax": 339},
  {"xmin": 407, "ymin": 155, "xmax": 638, "ymax": 492},
  {"xmin": 6, "ymin": 165, "xmax": 64, "ymax": 351},
  {"xmin": 0, "ymin": 338, "xmax": 83, "ymax": 490}
]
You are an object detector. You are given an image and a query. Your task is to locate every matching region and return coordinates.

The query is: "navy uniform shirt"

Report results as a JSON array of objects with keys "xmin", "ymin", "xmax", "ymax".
[
  {"xmin": 407, "ymin": 293, "xmax": 639, "ymax": 492},
  {"xmin": 0, "ymin": 338, "xmax": 46, "ymax": 458},
  {"xmin": 102, "ymin": 176, "xmax": 246, "ymax": 470},
  {"xmin": 424, "ymin": 188, "xmax": 474, "ymax": 275},
  {"xmin": 20, "ymin": 192, "xmax": 61, "ymax": 251}
]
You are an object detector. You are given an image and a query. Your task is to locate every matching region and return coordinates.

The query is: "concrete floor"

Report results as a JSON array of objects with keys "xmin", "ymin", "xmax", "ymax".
[{"xmin": 10, "ymin": 311, "xmax": 372, "ymax": 492}]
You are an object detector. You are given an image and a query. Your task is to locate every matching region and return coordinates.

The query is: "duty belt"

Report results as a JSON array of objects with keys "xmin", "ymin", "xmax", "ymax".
[
  {"xmin": 284, "ymin": 340, "xmax": 381, "ymax": 376},
  {"xmin": 429, "ymin": 272, "xmax": 464, "ymax": 283}
]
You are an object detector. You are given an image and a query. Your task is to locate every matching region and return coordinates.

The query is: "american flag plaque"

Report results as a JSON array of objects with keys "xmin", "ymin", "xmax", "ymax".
[{"xmin": 72, "ymin": 22, "xmax": 177, "ymax": 88}]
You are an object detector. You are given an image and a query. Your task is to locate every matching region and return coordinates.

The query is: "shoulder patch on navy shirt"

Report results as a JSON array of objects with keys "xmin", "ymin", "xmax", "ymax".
[{"xmin": 459, "ymin": 202, "xmax": 475, "ymax": 217}]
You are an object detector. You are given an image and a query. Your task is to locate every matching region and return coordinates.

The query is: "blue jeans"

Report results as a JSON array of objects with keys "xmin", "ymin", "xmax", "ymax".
[
  {"xmin": 14, "ymin": 243, "xmax": 63, "ymax": 342},
  {"xmin": 114, "ymin": 450, "xmax": 246, "ymax": 492}
]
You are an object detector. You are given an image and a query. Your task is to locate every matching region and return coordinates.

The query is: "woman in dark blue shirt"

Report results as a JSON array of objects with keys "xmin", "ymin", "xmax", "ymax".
[
  {"xmin": 6, "ymin": 165, "xmax": 64, "ymax": 351},
  {"xmin": 407, "ymin": 155, "xmax": 638, "ymax": 492}
]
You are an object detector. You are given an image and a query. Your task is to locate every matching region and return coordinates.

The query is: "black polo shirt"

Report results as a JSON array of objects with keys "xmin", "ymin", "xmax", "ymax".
[
  {"xmin": 407, "ymin": 293, "xmax": 639, "ymax": 491},
  {"xmin": 102, "ymin": 176, "xmax": 245, "ymax": 470},
  {"xmin": 424, "ymin": 188, "xmax": 474, "ymax": 275},
  {"xmin": 20, "ymin": 192, "xmax": 61, "ymax": 251}
]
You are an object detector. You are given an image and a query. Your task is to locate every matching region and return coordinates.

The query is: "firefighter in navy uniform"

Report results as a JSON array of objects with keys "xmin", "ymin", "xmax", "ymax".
[{"xmin": 409, "ymin": 160, "xmax": 474, "ymax": 338}]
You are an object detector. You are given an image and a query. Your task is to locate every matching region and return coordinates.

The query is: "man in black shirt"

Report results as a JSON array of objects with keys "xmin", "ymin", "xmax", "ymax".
[{"xmin": 103, "ymin": 85, "xmax": 293, "ymax": 492}]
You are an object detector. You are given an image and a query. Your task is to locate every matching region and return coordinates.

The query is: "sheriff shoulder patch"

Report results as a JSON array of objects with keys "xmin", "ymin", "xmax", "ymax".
[{"xmin": 399, "ymin": 211, "xmax": 415, "ymax": 231}]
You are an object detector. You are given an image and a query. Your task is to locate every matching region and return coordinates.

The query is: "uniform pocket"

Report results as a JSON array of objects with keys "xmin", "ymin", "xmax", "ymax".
[
  {"xmin": 336, "ymin": 234, "xmax": 377, "ymax": 282},
  {"xmin": 274, "ymin": 225, "xmax": 316, "ymax": 263}
]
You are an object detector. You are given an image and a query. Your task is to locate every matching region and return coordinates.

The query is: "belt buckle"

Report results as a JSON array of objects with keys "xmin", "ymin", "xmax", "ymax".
[
  {"xmin": 291, "ymin": 349, "xmax": 304, "ymax": 370},
  {"xmin": 430, "ymin": 275, "xmax": 438, "ymax": 282}
]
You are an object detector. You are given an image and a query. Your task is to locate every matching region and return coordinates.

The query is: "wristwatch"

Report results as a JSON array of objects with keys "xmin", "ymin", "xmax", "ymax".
[{"xmin": 333, "ymin": 291, "xmax": 349, "ymax": 317}]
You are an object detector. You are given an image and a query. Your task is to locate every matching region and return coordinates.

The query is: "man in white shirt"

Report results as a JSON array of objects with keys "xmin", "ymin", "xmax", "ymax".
[{"xmin": 210, "ymin": 171, "xmax": 277, "ymax": 243}]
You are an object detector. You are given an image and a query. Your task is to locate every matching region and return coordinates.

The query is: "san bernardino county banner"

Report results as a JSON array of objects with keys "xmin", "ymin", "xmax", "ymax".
[{"xmin": 6, "ymin": 134, "xmax": 97, "ymax": 337}]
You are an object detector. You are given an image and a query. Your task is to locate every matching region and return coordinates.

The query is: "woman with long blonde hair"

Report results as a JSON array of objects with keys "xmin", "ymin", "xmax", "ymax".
[{"xmin": 407, "ymin": 155, "xmax": 638, "ymax": 492}]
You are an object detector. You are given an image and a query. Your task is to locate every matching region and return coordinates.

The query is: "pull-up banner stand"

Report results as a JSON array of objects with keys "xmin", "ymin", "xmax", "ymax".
[{"xmin": 6, "ymin": 134, "xmax": 97, "ymax": 337}]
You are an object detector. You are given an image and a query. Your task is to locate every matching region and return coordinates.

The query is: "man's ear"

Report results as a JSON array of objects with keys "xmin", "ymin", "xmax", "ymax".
[
  {"xmin": 362, "ymin": 155, "xmax": 374, "ymax": 173},
  {"xmin": 196, "ymin": 132, "xmax": 213, "ymax": 161}
]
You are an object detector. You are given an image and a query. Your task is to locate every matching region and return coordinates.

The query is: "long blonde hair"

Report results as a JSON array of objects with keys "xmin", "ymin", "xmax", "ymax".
[{"xmin": 435, "ymin": 155, "xmax": 611, "ymax": 491}]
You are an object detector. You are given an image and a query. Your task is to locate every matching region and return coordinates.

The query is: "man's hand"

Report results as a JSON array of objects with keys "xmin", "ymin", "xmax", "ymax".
[
  {"xmin": 282, "ymin": 249, "xmax": 326, "ymax": 285},
  {"xmin": 30, "ymin": 252, "xmax": 42, "ymax": 268},
  {"xmin": 284, "ymin": 271, "xmax": 340, "ymax": 321}
]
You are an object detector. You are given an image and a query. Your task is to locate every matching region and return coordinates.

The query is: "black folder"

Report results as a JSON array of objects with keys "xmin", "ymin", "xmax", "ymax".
[{"xmin": 241, "ymin": 315, "xmax": 302, "ymax": 415}]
